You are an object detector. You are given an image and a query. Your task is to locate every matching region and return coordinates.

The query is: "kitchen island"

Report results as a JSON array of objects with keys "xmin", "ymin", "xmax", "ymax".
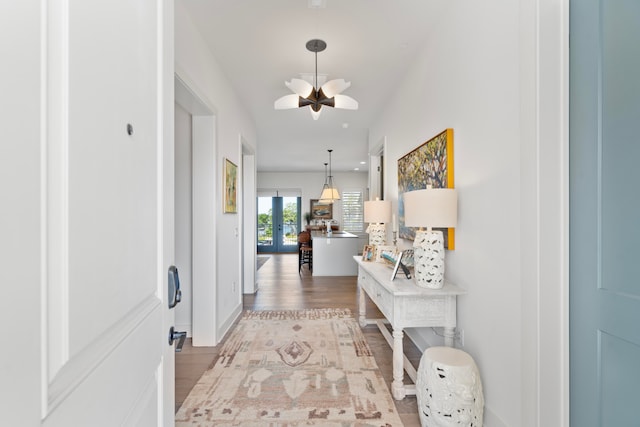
[{"xmin": 311, "ymin": 231, "xmax": 360, "ymax": 276}]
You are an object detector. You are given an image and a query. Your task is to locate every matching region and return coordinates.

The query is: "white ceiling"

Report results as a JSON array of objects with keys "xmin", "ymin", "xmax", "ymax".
[{"xmin": 180, "ymin": 0, "xmax": 443, "ymax": 172}]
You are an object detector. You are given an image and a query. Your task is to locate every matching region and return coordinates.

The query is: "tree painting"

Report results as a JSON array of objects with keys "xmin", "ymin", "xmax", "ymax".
[{"xmin": 397, "ymin": 129, "xmax": 455, "ymax": 249}]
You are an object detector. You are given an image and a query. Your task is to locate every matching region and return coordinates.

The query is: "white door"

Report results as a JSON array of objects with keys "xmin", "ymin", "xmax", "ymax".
[{"xmin": 1, "ymin": 1, "xmax": 175, "ymax": 425}]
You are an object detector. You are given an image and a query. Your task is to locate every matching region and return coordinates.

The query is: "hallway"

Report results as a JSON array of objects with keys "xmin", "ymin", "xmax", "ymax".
[{"xmin": 175, "ymin": 253, "xmax": 421, "ymax": 425}]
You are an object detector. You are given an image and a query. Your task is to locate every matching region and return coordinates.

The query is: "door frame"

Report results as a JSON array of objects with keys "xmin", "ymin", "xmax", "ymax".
[
  {"xmin": 175, "ymin": 71, "xmax": 219, "ymax": 347},
  {"xmin": 518, "ymin": 0, "xmax": 569, "ymax": 425}
]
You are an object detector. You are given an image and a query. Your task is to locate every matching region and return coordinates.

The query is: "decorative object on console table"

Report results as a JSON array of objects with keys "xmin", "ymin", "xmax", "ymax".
[
  {"xmin": 416, "ymin": 346, "xmax": 484, "ymax": 427},
  {"xmin": 390, "ymin": 250, "xmax": 411, "ymax": 280},
  {"xmin": 403, "ymin": 186, "xmax": 457, "ymax": 289},
  {"xmin": 223, "ymin": 158, "xmax": 238, "ymax": 213},
  {"xmin": 362, "ymin": 245, "xmax": 376, "ymax": 261},
  {"xmin": 392, "ymin": 213, "xmax": 398, "ymax": 245},
  {"xmin": 364, "ymin": 198, "xmax": 391, "ymax": 246},
  {"xmin": 375, "ymin": 245, "xmax": 398, "ymax": 263},
  {"xmin": 398, "ymin": 128, "xmax": 455, "ymax": 249}
]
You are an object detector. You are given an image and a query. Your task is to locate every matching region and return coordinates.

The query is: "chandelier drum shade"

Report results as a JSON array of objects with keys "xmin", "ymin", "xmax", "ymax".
[{"xmin": 274, "ymin": 39, "xmax": 358, "ymax": 120}]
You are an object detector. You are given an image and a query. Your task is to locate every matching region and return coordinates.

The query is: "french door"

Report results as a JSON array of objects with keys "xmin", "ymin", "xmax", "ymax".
[{"xmin": 257, "ymin": 196, "xmax": 301, "ymax": 253}]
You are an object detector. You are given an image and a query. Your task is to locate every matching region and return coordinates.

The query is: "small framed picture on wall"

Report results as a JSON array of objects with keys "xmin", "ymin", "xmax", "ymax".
[{"xmin": 310, "ymin": 199, "xmax": 333, "ymax": 220}]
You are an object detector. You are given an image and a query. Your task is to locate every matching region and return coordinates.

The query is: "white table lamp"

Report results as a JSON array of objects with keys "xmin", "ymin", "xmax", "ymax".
[
  {"xmin": 403, "ymin": 187, "xmax": 457, "ymax": 289},
  {"xmin": 364, "ymin": 199, "xmax": 392, "ymax": 246}
]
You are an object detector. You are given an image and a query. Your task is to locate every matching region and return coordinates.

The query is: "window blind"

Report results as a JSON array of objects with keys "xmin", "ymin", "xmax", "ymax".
[{"xmin": 341, "ymin": 190, "xmax": 364, "ymax": 232}]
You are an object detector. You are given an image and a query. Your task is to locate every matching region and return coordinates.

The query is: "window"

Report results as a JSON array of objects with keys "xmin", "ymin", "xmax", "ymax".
[{"xmin": 341, "ymin": 190, "xmax": 364, "ymax": 232}]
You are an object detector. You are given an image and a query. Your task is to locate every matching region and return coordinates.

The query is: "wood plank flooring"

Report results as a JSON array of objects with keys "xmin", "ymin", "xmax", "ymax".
[{"xmin": 175, "ymin": 253, "xmax": 421, "ymax": 426}]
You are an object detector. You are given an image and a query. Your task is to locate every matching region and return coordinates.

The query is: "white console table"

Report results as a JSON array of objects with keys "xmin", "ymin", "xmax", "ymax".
[{"xmin": 353, "ymin": 256, "xmax": 466, "ymax": 400}]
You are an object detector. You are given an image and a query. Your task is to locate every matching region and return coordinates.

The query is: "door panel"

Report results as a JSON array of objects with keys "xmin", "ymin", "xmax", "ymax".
[
  {"xmin": 570, "ymin": 0, "xmax": 640, "ymax": 425},
  {"xmin": 257, "ymin": 197, "xmax": 300, "ymax": 253},
  {"xmin": 42, "ymin": 0, "xmax": 171, "ymax": 424}
]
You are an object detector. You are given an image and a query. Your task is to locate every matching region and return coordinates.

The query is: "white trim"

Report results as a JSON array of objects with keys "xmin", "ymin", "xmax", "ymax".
[
  {"xmin": 217, "ymin": 304, "xmax": 243, "ymax": 344},
  {"xmin": 43, "ymin": 1, "xmax": 71, "ymax": 416},
  {"xmin": 519, "ymin": 0, "xmax": 569, "ymax": 425},
  {"xmin": 559, "ymin": 0, "xmax": 570, "ymax": 423},
  {"xmin": 174, "ymin": 70, "xmax": 219, "ymax": 347},
  {"xmin": 159, "ymin": 1, "xmax": 175, "ymax": 424}
]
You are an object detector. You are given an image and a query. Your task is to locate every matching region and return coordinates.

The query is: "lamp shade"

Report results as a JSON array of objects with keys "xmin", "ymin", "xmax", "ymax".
[
  {"xmin": 364, "ymin": 200, "xmax": 392, "ymax": 224},
  {"xmin": 404, "ymin": 188, "xmax": 458, "ymax": 228},
  {"xmin": 320, "ymin": 187, "xmax": 340, "ymax": 202}
]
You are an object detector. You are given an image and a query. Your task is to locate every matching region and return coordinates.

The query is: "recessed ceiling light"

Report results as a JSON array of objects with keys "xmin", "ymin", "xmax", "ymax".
[
  {"xmin": 354, "ymin": 167, "xmax": 360, "ymax": 171},
  {"xmin": 360, "ymin": 161, "xmax": 366, "ymax": 165},
  {"xmin": 308, "ymin": 0, "xmax": 327, "ymax": 9},
  {"xmin": 342, "ymin": 123, "xmax": 349, "ymax": 129}
]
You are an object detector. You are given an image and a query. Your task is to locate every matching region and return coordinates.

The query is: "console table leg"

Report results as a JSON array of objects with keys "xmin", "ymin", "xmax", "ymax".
[
  {"xmin": 358, "ymin": 284, "xmax": 367, "ymax": 327},
  {"xmin": 391, "ymin": 329, "xmax": 406, "ymax": 400},
  {"xmin": 443, "ymin": 327, "xmax": 455, "ymax": 347}
]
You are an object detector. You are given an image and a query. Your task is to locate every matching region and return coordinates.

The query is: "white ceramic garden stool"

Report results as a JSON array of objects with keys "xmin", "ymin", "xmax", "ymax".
[{"xmin": 416, "ymin": 346, "xmax": 484, "ymax": 427}]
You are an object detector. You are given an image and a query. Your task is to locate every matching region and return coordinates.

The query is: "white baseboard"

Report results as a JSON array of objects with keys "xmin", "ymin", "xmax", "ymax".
[{"xmin": 217, "ymin": 303, "xmax": 243, "ymax": 344}]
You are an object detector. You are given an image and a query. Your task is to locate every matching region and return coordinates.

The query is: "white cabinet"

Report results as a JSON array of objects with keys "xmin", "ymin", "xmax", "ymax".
[{"xmin": 311, "ymin": 232, "xmax": 360, "ymax": 276}]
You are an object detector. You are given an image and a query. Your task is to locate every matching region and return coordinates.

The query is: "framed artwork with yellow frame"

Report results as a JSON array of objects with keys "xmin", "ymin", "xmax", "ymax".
[{"xmin": 397, "ymin": 128, "xmax": 455, "ymax": 249}]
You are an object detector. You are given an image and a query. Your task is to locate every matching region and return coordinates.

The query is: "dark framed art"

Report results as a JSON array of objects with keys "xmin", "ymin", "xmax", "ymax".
[{"xmin": 310, "ymin": 199, "xmax": 333, "ymax": 220}]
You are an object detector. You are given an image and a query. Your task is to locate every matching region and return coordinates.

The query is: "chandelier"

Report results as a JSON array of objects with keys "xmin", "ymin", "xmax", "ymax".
[{"xmin": 274, "ymin": 39, "xmax": 358, "ymax": 120}]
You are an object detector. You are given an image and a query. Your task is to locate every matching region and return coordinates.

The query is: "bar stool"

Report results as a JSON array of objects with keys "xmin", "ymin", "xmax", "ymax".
[
  {"xmin": 298, "ymin": 231, "xmax": 312, "ymax": 272},
  {"xmin": 416, "ymin": 346, "xmax": 484, "ymax": 427}
]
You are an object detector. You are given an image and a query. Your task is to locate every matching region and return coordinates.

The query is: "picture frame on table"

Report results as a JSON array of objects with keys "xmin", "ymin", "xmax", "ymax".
[
  {"xmin": 376, "ymin": 245, "xmax": 398, "ymax": 263},
  {"xmin": 362, "ymin": 245, "xmax": 376, "ymax": 262},
  {"xmin": 391, "ymin": 250, "xmax": 412, "ymax": 281}
]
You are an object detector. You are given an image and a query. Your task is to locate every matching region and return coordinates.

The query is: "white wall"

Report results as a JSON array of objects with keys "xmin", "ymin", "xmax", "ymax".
[
  {"xmin": 175, "ymin": 2, "xmax": 257, "ymax": 343},
  {"xmin": 257, "ymin": 171, "xmax": 368, "ymax": 226},
  {"xmin": 369, "ymin": 1, "xmax": 567, "ymax": 426}
]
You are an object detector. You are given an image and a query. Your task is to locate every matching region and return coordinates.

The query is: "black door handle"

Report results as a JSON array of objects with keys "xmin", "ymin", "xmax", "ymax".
[{"xmin": 168, "ymin": 326, "xmax": 187, "ymax": 352}]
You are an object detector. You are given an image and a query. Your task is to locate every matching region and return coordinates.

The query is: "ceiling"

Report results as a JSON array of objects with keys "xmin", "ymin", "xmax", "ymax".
[{"xmin": 180, "ymin": 0, "xmax": 442, "ymax": 172}]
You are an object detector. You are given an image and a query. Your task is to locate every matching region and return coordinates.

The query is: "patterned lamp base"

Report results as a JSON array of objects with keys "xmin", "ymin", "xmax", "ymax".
[
  {"xmin": 413, "ymin": 229, "xmax": 445, "ymax": 289},
  {"xmin": 416, "ymin": 346, "xmax": 484, "ymax": 427},
  {"xmin": 366, "ymin": 223, "xmax": 387, "ymax": 246}
]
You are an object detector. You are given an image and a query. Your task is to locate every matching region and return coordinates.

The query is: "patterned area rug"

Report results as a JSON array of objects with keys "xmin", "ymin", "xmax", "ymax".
[{"xmin": 176, "ymin": 308, "xmax": 404, "ymax": 426}]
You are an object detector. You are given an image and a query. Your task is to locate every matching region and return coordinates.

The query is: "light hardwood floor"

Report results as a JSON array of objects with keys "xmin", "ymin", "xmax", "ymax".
[{"xmin": 175, "ymin": 253, "xmax": 422, "ymax": 426}]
